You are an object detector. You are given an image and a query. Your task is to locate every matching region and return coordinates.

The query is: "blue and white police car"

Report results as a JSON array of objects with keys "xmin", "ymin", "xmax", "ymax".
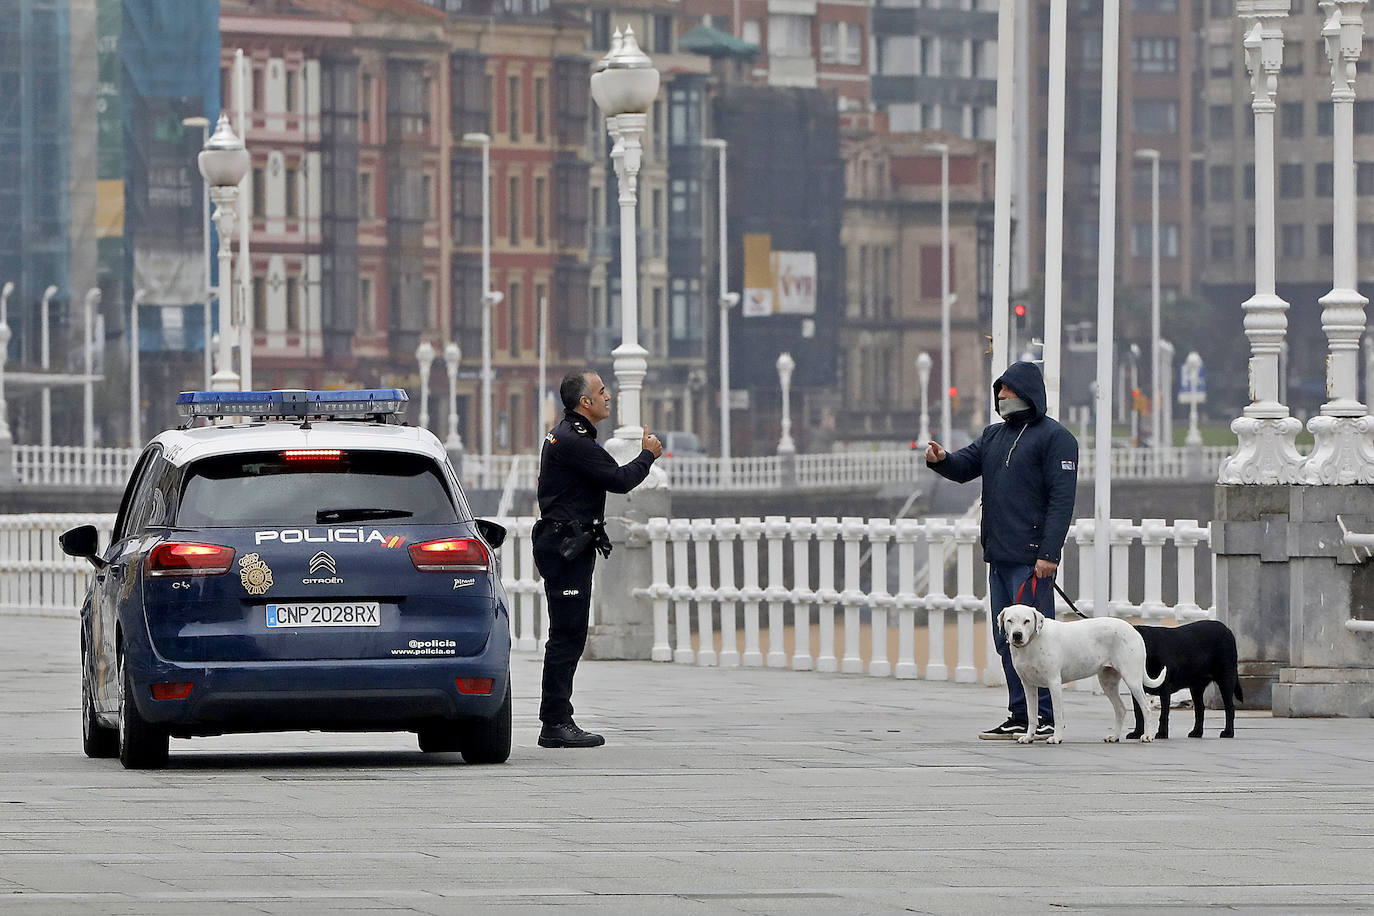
[{"xmin": 60, "ymin": 389, "xmax": 511, "ymax": 769}]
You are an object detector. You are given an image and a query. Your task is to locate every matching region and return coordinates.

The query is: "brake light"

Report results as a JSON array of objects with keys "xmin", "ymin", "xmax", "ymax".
[
  {"xmin": 409, "ymin": 537, "xmax": 489, "ymax": 572},
  {"xmin": 456, "ymin": 677, "xmax": 494, "ymax": 695},
  {"xmin": 282, "ymin": 448, "xmax": 344, "ymax": 462},
  {"xmin": 151, "ymin": 682, "xmax": 193, "ymax": 700},
  {"xmin": 147, "ymin": 542, "xmax": 235, "ymax": 577}
]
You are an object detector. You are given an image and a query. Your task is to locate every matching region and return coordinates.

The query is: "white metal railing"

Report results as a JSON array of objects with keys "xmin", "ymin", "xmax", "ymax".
[
  {"xmin": 635, "ymin": 515, "xmax": 1216, "ymax": 682},
  {"xmin": 0, "ymin": 514, "xmax": 117, "ymax": 616},
  {"xmin": 12, "ymin": 444, "xmax": 1234, "ymax": 492},
  {"xmin": 15, "ymin": 445, "xmax": 141, "ymax": 487}
]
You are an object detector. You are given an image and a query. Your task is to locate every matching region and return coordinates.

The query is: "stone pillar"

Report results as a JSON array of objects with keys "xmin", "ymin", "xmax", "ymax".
[
  {"xmin": 585, "ymin": 486, "xmax": 671, "ymax": 659},
  {"xmin": 1221, "ymin": 2, "xmax": 1304, "ymax": 486}
]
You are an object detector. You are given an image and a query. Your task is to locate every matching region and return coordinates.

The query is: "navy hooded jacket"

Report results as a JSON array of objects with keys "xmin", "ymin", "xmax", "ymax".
[{"xmin": 926, "ymin": 361, "xmax": 1079, "ymax": 565}]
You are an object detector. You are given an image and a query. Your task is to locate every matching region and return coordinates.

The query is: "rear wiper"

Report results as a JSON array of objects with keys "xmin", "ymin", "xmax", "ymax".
[{"xmin": 316, "ymin": 508, "xmax": 414, "ymax": 523}]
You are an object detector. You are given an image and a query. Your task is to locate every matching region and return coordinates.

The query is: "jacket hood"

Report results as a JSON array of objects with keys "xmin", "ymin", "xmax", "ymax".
[{"xmin": 994, "ymin": 361, "xmax": 1047, "ymax": 421}]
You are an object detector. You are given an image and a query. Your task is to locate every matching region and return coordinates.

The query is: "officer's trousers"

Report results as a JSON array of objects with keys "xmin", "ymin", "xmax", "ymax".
[{"xmin": 532, "ymin": 533, "xmax": 597, "ymax": 725}]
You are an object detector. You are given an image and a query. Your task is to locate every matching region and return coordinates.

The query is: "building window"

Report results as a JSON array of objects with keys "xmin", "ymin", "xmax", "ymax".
[
  {"xmin": 768, "ymin": 14, "xmax": 813, "ymax": 58},
  {"xmin": 591, "ymin": 9, "xmax": 611, "ymax": 50},
  {"xmin": 1280, "ymin": 224, "xmax": 1305, "ymax": 259},
  {"xmin": 1209, "ymin": 104, "xmax": 1233, "ymax": 139},
  {"xmin": 1133, "ymin": 99, "xmax": 1178, "ymax": 133},
  {"xmin": 1082, "ymin": 29, "xmax": 1103, "ymax": 70},
  {"xmin": 742, "ymin": 19, "xmax": 761, "ymax": 48},
  {"xmin": 1315, "ymin": 162, "xmax": 1334, "ymax": 196},
  {"xmin": 1133, "ymin": 160, "xmax": 1180, "ymax": 198},
  {"xmin": 508, "ymin": 281, "xmax": 521, "ymax": 356},
  {"xmin": 252, "ymin": 167, "xmax": 265, "ymax": 215},
  {"xmin": 285, "ymin": 166, "xmax": 299, "ymax": 218},
  {"xmin": 1209, "ymin": 164, "xmax": 1233, "ymax": 201},
  {"xmin": 1357, "ymin": 101, "xmax": 1374, "ymax": 134},
  {"xmin": 359, "ymin": 276, "xmax": 374, "ymax": 332},
  {"xmin": 1319, "ymin": 223, "xmax": 1334, "ymax": 256},
  {"xmin": 534, "ymin": 77, "xmax": 546, "ymax": 143},
  {"xmin": 1134, "ymin": 0, "xmax": 1177, "ymax": 11},
  {"xmin": 1210, "ymin": 226, "xmax": 1235, "ymax": 260},
  {"xmin": 361, "ymin": 72, "xmax": 372, "ymax": 125},
  {"xmin": 1132, "ymin": 223, "xmax": 1180, "ymax": 258},
  {"xmin": 535, "ymin": 176, "xmax": 546, "ymax": 247},
  {"xmin": 1318, "ymin": 104, "xmax": 1334, "ymax": 135},
  {"xmin": 654, "ymin": 14, "xmax": 673, "ymax": 54},
  {"xmin": 422, "ymin": 173, "xmax": 434, "ymax": 221},
  {"xmin": 1132, "ymin": 37, "xmax": 1178, "ymax": 73},
  {"xmin": 286, "ymin": 276, "xmax": 300, "ymax": 332},
  {"xmin": 285, "ymin": 70, "xmax": 298, "ymax": 114},
  {"xmin": 507, "ymin": 75, "xmax": 520, "ymax": 141},
  {"xmin": 1244, "ymin": 163, "xmax": 1256, "ymax": 200},
  {"xmin": 1208, "ymin": 43, "xmax": 1231, "ymax": 77},
  {"xmin": 1357, "ymin": 223, "xmax": 1374, "ymax": 259},
  {"xmin": 252, "ymin": 67, "xmax": 264, "ymax": 111},
  {"xmin": 1359, "ymin": 162, "xmax": 1374, "ymax": 196},
  {"xmin": 1280, "ymin": 163, "xmax": 1304, "ymax": 198},
  {"xmin": 253, "ymin": 276, "xmax": 267, "ymax": 332},
  {"xmin": 1281, "ymin": 102, "xmax": 1304, "ymax": 137},
  {"xmin": 508, "ymin": 176, "xmax": 520, "ymax": 244},
  {"xmin": 359, "ymin": 172, "xmax": 373, "ymax": 220}
]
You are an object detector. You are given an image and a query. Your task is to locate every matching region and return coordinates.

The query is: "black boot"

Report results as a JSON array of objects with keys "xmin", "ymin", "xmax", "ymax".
[{"xmin": 538, "ymin": 720, "xmax": 605, "ymax": 748}]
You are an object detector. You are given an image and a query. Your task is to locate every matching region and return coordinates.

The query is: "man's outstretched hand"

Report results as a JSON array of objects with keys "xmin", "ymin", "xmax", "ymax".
[
  {"xmin": 924, "ymin": 440, "xmax": 947, "ymax": 463},
  {"xmin": 642, "ymin": 427, "xmax": 663, "ymax": 458}
]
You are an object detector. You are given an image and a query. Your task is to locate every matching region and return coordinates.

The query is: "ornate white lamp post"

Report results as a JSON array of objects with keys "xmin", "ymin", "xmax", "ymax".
[
  {"xmin": 443, "ymin": 341, "xmax": 464, "ymax": 452},
  {"xmin": 197, "ymin": 114, "xmax": 251, "ymax": 393},
  {"xmin": 703, "ymin": 137, "xmax": 739, "ymax": 476},
  {"xmin": 916, "ymin": 351, "xmax": 932, "ymax": 446},
  {"xmin": 924, "ymin": 142, "xmax": 953, "ymax": 445},
  {"xmin": 591, "ymin": 27, "xmax": 662, "ymax": 471},
  {"xmin": 1221, "ymin": 2, "xmax": 1304, "ymax": 484},
  {"xmin": 1129, "ymin": 342, "xmax": 1141, "ymax": 446},
  {"xmin": 39, "ymin": 284, "xmax": 56, "ymax": 447},
  {"xmin": 1303, "ymin": 0, "xmax": 1374, "ymax": 484},
  {"xmin": 776, "ymin": 351, "xmax": 796, "ymax": 455},
  {"xmin": 1184, "ymin": 351, "xmax": 1204, "ymax": 447},
  {"xmin": 415, "ymin": 340, "xmax": 436, "ymax": 431}
]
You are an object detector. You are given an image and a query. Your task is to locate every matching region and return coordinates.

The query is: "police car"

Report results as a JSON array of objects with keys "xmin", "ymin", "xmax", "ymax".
[{"xmin": 60, "ymin": 389, "xmax": 511, "ymax": 769}]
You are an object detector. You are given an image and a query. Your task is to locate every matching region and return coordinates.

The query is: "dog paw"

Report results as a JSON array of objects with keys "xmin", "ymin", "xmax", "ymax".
[
  {"xmin": 1046, "ymin": 735, "xmax": 1063, "ymax": 745},
  {"xmin": 1016, "ymin": 734, "xmax": 1034, "ymax": 744},
  {"xmin": 1140, "ymin": 733, "xmax": 1154, "ymax": 742},
  {"xmin": 1219, "ymin": 729, "xmax": 1234, "ymax": 738},
  {"xmin": 1103, "ymin": 734, "xmax": 1120, "ymax": 743},
  {"xmin": 1188, "ymin": 729, "xmax": 1203, "ymax": 738}
]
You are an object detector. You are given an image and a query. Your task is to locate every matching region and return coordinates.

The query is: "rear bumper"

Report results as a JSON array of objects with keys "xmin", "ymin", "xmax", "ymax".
[{"xmin": 127, "ymin": 624, "xmax": 511, "ymax": 737}]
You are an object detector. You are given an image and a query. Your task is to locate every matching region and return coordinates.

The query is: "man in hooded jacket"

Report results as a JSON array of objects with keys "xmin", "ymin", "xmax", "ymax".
[{"xmin": 924, "ymin": 361, "xmax": 1079, "ymax": 741}]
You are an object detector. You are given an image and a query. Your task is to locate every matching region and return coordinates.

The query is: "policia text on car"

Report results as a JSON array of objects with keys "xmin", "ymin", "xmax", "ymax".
[{"xmin": 533, "ymin": 370, "xmax": 663, "ymax": 748}]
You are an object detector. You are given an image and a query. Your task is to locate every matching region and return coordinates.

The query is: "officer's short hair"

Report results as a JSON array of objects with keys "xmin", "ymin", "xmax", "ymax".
[{"xmin": 560, "ymin": 371, "xmax": 595, "ymax": 410}]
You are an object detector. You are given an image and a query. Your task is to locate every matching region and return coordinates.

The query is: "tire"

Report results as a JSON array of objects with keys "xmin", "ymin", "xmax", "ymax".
[
  {"xmin": 81, "ymin": 643, "xmax": 118, "ymax": 759},
  {"xmin": 459, "ymin": 682, "xmax": 512, "ymax": 765},
  {"xmin": 118, "ymin": 652, "xmax": 168, "ymax": 770}
]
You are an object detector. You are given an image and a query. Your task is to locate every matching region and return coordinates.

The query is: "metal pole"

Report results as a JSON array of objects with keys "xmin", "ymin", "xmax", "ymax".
[
  {"xmin": 934, "ymin": 144, "xmax": 952, "ymax": 444},
  {"xmin": 481, "ymin": 136, "xmax": 492, "ymax": 462},
  {"xmin": 990, "ymin": 0, "xmax": 1016, "ymax": 420},
  {"xmin": 705, "ymin": 138, "xmax": 735, "ymax": 473},
  {"xmin": 184, "ymin": 116, "xmax": 212, "ymax": 390},
  {"xmin": 917, "ymin": 351, "xmax": 932, "ymax": 445},
  {"xmin": 1093, "ymin": 0, "xmax": 1121, "ymax": 617},
  {"xmin": 608, "ymin": 112, "xmax": 651, "ymax": 455},
  {"xmin": 1134, "ymin": 148, "xmax": 1161, "ymax": 454},
  {"xmin": 40, "ymin": 284, "xmax": 56, "ymax": 448},
  {"xmin": 236, "ymin": 49, "xmax": 253, "ymax": 392},
  {"xmin": 538, "ymin": 294, "xmax": 548, "ymax": 447},
  {"xmin": 209, "ymin": 185, "xmax": 241, "ymax": 392},
  {"xmin": 445, "ymin": 342, "xmax": 463, "ymax": 451},
  {"xmin": 130, "ymin": 289, "xmax": 144, "ymax": 448},
  {"xmin": 1043, "ymin": 0, "xmax": 1067, "ymax": 419},
  {"xmin": 416, "ymin": 340, "xmax": 435, "ymax": 430},
  {"xmin": 83, "ymin": 288, "xmax": 99, "ymax": 451}
]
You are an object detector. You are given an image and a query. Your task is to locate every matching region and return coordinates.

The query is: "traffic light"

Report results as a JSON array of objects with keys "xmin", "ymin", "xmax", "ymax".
[{"xmin": 1013, "ymin": 302, "xmax": 1028, "ymax": 331}]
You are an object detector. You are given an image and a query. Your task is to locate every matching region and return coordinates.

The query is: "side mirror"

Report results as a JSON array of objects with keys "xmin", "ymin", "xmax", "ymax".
[
  {"xmin": 59, "ymin": 525, "xmax": 107, "ymax": 570},
  {"xmin": 475, "ymin": 519, "xmax": 507, "ymax": 550}
]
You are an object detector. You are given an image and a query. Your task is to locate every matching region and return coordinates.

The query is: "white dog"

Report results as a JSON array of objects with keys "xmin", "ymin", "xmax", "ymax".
[{"xmin": 997, "ymin": 604, "xmax": 1167, "ymax": 745}]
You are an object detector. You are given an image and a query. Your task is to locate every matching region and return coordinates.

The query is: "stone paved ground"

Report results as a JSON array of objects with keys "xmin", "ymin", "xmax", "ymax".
[{"xmin": 3, "ymin": 614, "xmax": 1373, "ymax": 915}]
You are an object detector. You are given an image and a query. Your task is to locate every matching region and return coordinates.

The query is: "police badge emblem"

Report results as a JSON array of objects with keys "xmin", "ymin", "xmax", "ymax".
[{"xmin": 239, "ymin": 552, "xmax": 275, "ymax": 595}]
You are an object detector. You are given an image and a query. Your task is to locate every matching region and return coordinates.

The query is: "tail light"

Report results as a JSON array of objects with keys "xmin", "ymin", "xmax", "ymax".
[
  {"xmin": 147, "ymin": 542, "xmax": 235, "ymax": 577},
  {"xmin": 456, "ymin": 677, "xmax": 494, "ymax": 695},
  {"xmin": 409, "ymin": 537, "xmax": 489, "ymax": 572},
  {"xmin": 282, "ymin": 448, "xmax": 344, "ymax": 463},
  {"xmin": 151, "ymin": 682, "xmax": 194, "ymax": 700}
]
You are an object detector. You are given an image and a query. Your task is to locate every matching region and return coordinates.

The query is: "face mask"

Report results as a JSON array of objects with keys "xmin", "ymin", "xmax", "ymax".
[{"xmin": 997, "ymin": 395, "xmax": 1030, "ymax": 418}]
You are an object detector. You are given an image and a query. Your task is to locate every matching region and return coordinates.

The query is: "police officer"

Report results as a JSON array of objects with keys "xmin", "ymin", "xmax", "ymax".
[{"xmin": 534, "ymin": 370, "xmax": 662, "ymax": 748}]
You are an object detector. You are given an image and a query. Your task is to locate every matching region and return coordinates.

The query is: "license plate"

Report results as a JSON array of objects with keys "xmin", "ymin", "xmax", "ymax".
[{"xmin": 266, "ymin": 602, "xmax": 382, "ymax": 628}]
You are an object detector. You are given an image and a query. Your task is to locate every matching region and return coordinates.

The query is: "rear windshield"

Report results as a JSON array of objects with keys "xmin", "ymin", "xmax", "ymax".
[{"xmin": 176, "ymin": 450, "xmax": 463, "ymax": 528}]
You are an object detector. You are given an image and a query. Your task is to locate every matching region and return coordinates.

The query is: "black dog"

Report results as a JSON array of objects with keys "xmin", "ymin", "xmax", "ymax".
[{"xmin": 1127, "ymin": 620, "xmax": 1243, "ymax": 739}]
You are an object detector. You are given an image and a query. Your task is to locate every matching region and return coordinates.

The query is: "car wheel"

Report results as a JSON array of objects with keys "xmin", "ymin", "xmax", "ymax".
[
  {"xmin": 81, "ymin": 643, "xmax": 118, "ymax": 759},
  {"xmin": 459, "ymin": 681, "xmax": 511, "ymax": 765},
  {"xmin": 117, "ymin": 651, "xmax": 169, "ymax": 770}
]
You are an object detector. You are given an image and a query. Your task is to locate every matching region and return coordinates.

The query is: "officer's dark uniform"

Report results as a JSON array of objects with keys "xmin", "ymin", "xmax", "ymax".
[{"xmin": 534, "ymin": 409, "xmax": 656, "ymax": 728}]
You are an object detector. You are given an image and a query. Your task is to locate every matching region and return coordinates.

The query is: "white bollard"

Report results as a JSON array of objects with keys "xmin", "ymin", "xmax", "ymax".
[
  {"xmin": 924, "ymin": 517, "xmax": 952, "ymax": 681},
  {"xmin": 716, "ymin": 518, "xmax": 741, "ymax": 665},
  {"xmin": 691, "ymin": 518, "xmax": 718, "ymax": 666},
  {"xmin": 893, "ymin": 519, "xmax": 921, "ymax": 680},
  {"xmin": 739, "ymin": 517, "xmax": 764, "ymax": 666},
  {"xmin": 790, "ymin": 517, "xmax": 815, "ymax": 670},
  {"xmin": 840, "ymin": 517, "xmax": 866, "ymax": 674},
  {"xmin": 868, "ymin": 518, "xmax": 894, "ymax": 677},
  {"xmin": 814, "ymin": 517, "xmax": 840, "ymax": 673},
  {"xmin": 764, "ymin": 515, "xmax": 790, "ymax": 667},
  {"xmin": 669, "ymin": 518, "xmax": 694, "ymax": 664}
]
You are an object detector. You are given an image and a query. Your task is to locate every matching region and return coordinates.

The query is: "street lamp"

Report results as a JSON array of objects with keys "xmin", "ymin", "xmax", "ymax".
[
  {"xmin": 1183, "ymin": 350, "xmax": 1204, "ymax": 447},
  {"xmin": 182, "ymin": 115, "xmax": 212, "ymax": 390},
  {"xmin": 197, "ymin": 114, "xmax": 251, "ymax": 393},
  {"xmin": 82, "ymin": 287, "xmax": 100, "ymax": 451},
  {"xmin": 702, "ymin": 137, "xmax": 739, "ymax": 476},
  {"xmin": 776, "ymin": 351, "xmax": 796, "ymax": 455},
  {"xmin": 129, "ymin": 289, "xmax": 146, "ymax": 448},
  {"xmin": 0, "ymin": 282, "xmax": 12, "ymax": 459},
  {"xmin": 39, "ymin": 284, "xmax": 57, "ymax": 447},
  {"xmin": 592, "ymin": 27, "xmax": 661, "ymax": 470},
  {"xmin": 1135, "ymin": 148, "xmax": 1162, "ymax": 454},
  {"xmin": 1129, "ymin": 342, "xmax": 1140, "ymax": 446},
  {"xmin": 415, "ymin": 340, "xmax": 436, "ymax": 431},
  {"xmin": 924, "ymin": 141, "xmax": 953, "ymax": 445},
  {"xmin": 916, "ymin": 351, "xmax": 932, "ymax": 445},
  {"xmin": 461, "ymin": 131, "xmax": 500, "ymax": 465},
  {"xmin": 443, "ymin": 341, "xmax": 463, "ymax": 452}
]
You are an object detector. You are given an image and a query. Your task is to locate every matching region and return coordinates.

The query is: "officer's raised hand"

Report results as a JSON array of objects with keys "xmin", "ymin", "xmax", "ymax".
[
  {"xmin": 642, "ymin": 427, "xmax": 663, "ymax": 458},
  {"xmin": 925, "ymin": 440, "xmax": 948, "ymax": 463}
]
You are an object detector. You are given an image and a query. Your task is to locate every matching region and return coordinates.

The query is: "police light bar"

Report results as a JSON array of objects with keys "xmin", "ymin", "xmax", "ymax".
[{"xmin": 176, "ymin": 388, "xmax": 409, "ymax": 420}]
